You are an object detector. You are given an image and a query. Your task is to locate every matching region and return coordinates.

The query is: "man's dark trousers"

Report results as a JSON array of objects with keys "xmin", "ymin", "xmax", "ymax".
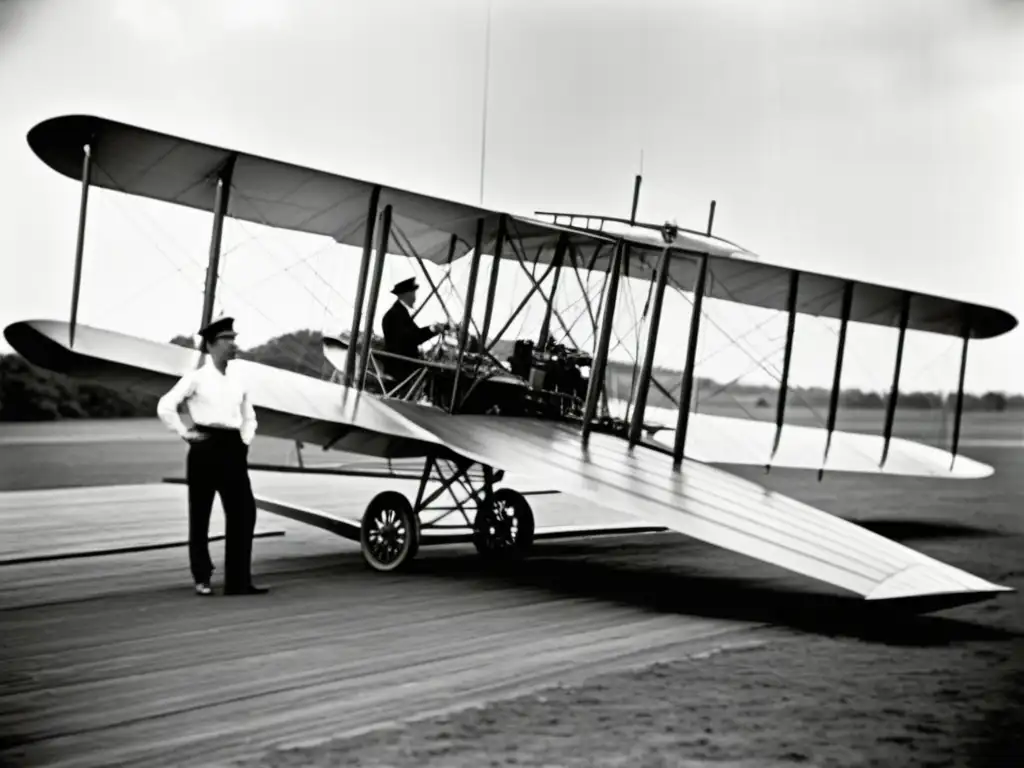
[{"xmin": 185, "ymin": 426, "xmax": 257, "ymax": 590}]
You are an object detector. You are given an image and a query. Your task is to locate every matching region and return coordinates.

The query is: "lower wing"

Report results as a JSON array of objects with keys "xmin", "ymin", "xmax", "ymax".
[
  {"xmin": 382, "ymin": 401, "xmax": 1011, "ymax": 609},
  {"xmin": 649, "ymin": 410, "xmax": 992, "ymax": 479},
  {"xmin": 3, "ymin": 319, "xmax": 442, "ymax": 457},
  {"xmin": 6, "ymin": 319, "xmax": 1009, "ymax": 608}
]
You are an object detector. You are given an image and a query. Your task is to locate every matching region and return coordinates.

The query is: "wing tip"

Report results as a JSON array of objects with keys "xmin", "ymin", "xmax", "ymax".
[
  {"xmin": 3, "ymin": 318, "xmax": 73, "ymax": 373},
  {"xmin": 26, "ymin": 114, "xmax": 108, "ymax": 180},
  {"xmin": 864, "ymin": 587, "xmax": 1012, "ymax": 614},
  {"xmin": 865, "ymin": 563, "xmax": 1012, "ymax": 612},
  {"xmin": 966, "ymin": 302, "xmax": 1017, "ymax": 339}
]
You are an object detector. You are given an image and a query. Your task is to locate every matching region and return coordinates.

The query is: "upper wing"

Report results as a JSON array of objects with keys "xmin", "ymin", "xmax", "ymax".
[
  {"xmin": 524, "ymin": 235, "xmax": 1017, "ymax": 339},
  {"xmin": 26, "ymin": 114, "xmax": 613, "ymax": 268},
  {"xmin": 27, "ymin": 114, "xmax": 1016, "ymax": 339},
  {"xmin": 380, "ymin": 402, "xmax": 1011, "ymax": 609}
]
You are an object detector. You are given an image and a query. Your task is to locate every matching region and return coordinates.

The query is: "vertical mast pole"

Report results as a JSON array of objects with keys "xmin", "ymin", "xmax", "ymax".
[
  {"xmin": 629, "ymin": 174, "xmax": 642, "ymax": 225},
  {"xmin": 478, "ymin": 0, "xmax": 492, "ymax": 205}
]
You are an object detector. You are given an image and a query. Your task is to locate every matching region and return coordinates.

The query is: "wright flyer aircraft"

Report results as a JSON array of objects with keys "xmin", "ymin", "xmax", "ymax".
[{"xmin": 6, "ymin": 114, "xmax": 1018, "ymax": 612}]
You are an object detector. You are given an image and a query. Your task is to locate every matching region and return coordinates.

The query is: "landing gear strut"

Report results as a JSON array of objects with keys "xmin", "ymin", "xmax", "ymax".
[{"xmin": 358, "ymin": 454, "xmax": 535, "ymax": 571}]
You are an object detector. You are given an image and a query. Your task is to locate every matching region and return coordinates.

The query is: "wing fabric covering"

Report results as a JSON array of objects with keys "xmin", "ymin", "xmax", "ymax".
[
  {"xmin": 25, "ymin": 114, "xmax": 1017, "ymax": 339},
  {"xmin": 4, "ymin": 319, "xmax": 1010, "ymax": 606},
  {"xmin": 24, "ymin": 115, "xmax": 616, "ymax": 270},
  {"xmin": 650, "ymin": 412, "xmax": 993, "ymax": 479},
  {"xmin": 381, "ymin": 402, "xmax": 1010, "ymax": 606}
]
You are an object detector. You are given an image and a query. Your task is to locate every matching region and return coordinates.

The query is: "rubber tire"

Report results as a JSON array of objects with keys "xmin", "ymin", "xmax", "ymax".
[
  {"xmin": 473, "ymin": 487, "xmax": 535, "ymax": 559},
  {"xmin": 360, "ymin": 491, "xmax": 420, "ymax": 572}
]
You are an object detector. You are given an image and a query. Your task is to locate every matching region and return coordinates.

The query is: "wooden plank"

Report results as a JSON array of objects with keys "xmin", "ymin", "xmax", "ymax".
[
  {"xmin": 0, "ymin": 478, "xmax": 760, "ymax": 767},
  {"xmin": 0, "ymin": 485, "xmax": 283, "ymax": 563}
]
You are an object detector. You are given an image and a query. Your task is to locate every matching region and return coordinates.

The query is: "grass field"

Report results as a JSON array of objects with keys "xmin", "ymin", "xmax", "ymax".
[
  {"xmin": 1, "ymin": 407, "xmax": 1020, "ymax": 492},
  {"xmin": 0, "ymin": 418, "xmax": 368, "ymax": 491},
  {"xmin": 3, "ymin": 415, "xmax": 1023, "ymax": 766}
]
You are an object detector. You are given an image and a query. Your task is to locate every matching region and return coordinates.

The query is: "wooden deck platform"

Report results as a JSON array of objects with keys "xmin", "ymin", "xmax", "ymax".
[{"xmin": 0, "ymin": 473, "xmax": 764, "ymax": 768}]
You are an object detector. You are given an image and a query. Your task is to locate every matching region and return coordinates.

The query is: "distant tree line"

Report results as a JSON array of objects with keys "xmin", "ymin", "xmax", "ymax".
[{"xmin": 1, "ymin": 328, "xmax": 1020, "ymax": 421}]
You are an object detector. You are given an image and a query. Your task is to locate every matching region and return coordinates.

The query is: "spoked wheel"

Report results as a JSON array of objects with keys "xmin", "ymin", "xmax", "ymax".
[
  {"xmin": 473, "ymin": 487, "xmax": 535, "ymax": 560},
  {"xmin": 360, "ymin": 491, "xmax": 420, "ymax": 572}
]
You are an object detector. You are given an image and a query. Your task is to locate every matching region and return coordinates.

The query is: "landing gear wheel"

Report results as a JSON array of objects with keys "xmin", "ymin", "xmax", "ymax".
[
  {"xmin": 473, "ymin": 488, "xmax": 535, "ymax": 559},
  {"xmin": 361, "ymin": 491, "xmax": 420, "ymax": 572}
]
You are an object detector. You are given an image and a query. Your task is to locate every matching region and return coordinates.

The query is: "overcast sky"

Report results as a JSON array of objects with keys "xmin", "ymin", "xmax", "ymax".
[{"xmin": 1, "ymin": 0, "xmax": 1022, "ymax": 399}]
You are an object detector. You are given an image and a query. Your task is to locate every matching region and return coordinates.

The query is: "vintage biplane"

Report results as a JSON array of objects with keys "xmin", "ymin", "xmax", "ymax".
[{"xmin": 5, "ymin": 114, "xmax": 1018, "ymax": 612}]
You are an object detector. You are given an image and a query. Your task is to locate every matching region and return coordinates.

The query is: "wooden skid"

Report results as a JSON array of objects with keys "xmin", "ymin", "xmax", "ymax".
[{"xmin": 247, "ymin": 489, "xmax": 666, "ymax": 547}]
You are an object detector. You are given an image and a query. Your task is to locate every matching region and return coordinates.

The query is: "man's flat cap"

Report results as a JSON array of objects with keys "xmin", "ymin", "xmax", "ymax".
[
  {"xmin": 198, "ymin": 316, "xmax": 237, "ymax": 341},
  {"xmin": 391, "ymin": 278, "xmax": 419, "ymax": 295}
]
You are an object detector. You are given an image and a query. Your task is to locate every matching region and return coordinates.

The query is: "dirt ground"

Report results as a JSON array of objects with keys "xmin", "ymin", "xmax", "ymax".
[
  {"xmin": 232, "ymin": 446, "xmax": 1024, "ymax": 768},
  {"xmin": 2, "ymin": 420, "xmax": 1021, "ymax": 767},
  {"xmin": 233, "ymin": 630, "xmax": 1022, "ymax": 768},
  {"xmin": 232, "ymin": 586, "xmax": 1022, "ymax": 768}
]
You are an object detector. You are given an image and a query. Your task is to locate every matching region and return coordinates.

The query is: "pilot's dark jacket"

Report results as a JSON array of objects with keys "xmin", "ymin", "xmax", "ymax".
[{"xmin": 381, "ymin": 299, "xmax": 440, "ymax": 384}]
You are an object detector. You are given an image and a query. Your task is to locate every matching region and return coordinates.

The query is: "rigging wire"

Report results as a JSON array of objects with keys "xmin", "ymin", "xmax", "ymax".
[
  {"xmin": 83, "ymin": 155, "xmax": 965, "ymax": 466},
  {"xmin": 89, "ymin": 163, "xmax": 330, "ymax": 370}
]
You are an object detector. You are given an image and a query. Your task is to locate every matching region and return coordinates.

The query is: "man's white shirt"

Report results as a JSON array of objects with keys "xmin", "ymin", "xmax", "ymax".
[{"xmin": 157, "ymin": 360, "xmax": 257, "ymax": 445}]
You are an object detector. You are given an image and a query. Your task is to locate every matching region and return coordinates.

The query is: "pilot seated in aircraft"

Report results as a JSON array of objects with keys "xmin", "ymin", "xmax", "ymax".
[{"xmin": 381, "ymin": 277, "xmax": 447, "ymax": 389}]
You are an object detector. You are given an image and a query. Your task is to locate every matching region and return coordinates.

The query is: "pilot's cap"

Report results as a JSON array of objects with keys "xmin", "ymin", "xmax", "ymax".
[
  {"xmin": 198, "ymin": 316, "xmax": 237, "ymax": 346},
  {"xmin": 391, "ymin": 277, "xmax": 419, "ymax": 295}
]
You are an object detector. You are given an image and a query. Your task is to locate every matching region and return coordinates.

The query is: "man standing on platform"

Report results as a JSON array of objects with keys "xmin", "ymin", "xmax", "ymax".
[{"xmin": 157, "ymin": 316, "xmax": 268, "ymax": 597}]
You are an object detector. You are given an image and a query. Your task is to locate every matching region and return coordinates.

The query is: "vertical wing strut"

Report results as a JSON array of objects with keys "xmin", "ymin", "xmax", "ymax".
[
  {"xmin": 880, "ymin": 291, "xmax": 912, "ymax": 468},
  {"xmin": 69, "ymin": 142, "xmax": 93, "ymax": 349},
  {"xmin": 950, "ymin": 321, "xmax": 970, "ymax": 469},
  {"xmin": 769, "ymin": 270, "xmax": 800, "ymax": 469},
  {"xmin": 582, "ymin": 239, "xmax": 626, "ymax": 441},
  {"xmin": 628, "ymin": 246, "xmax": 672, "ymax": 446},
  {"xmin": 199, "ymin": 154, "xmax": 237, "ymax": 333},
  {"xmin": 672, "ymin": 253, "xmax": 709, "ymax": 467},
  {"xmin": 343, "ymin": 184, "xmax": 381, "ymax": 386},
  {"xmin": 358, "ymin": 204, "xmax": 392, "ymax": 389},
  {"xmin": 536, "ymin": 233, "xmax": 568, "ymax": 353},
  {"xmin": 450, "ymin": 218, "xmax": 486, "ymax": 410},
  {"xmin": 479, "ymin": 214, "xmax": 507, "ymax": 346},
  {"xmin": 819, "ymin": 280, "xmax": 854, "ymax": 480}
]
